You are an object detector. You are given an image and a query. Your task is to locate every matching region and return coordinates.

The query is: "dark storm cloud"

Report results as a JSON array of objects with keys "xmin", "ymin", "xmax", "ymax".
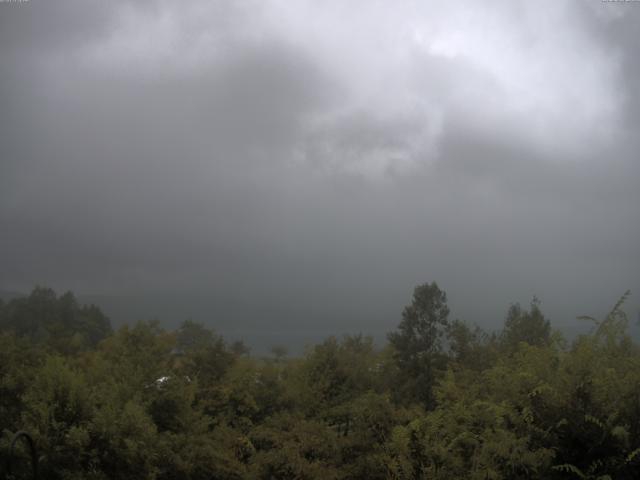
[{"xmin": 1, "ymin": 0, "xmax": 638, "ymax": 342}]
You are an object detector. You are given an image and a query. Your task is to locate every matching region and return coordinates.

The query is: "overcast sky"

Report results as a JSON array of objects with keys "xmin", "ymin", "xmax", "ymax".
[{"xmin": 1, "ymin": 0, "xmax": 639, "ymax": 343}]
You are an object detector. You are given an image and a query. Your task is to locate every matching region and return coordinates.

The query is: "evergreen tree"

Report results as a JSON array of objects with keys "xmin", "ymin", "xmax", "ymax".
[
  {"xmin": 388, "ymin": 282, "xmax": 450, "ymax": 408},
  {"xmin": 501, "ymin": 297, "xmax": 551, "ymax": 351}
]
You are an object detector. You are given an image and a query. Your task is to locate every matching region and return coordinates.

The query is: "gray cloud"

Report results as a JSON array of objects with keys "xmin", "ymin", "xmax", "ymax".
[{"xmin": 1, "ymin": 0, "xmax": 638, "ymax": 346}]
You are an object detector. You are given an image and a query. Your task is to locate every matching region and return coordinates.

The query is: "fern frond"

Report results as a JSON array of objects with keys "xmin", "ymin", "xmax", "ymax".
[
  {"xmin": 552, "ymin": 463, "xmax": 586, "ymax": 479},
  {"xmin": 584, "ymin": 414, "xmax": 604, "ymax": 430},
  {"xmin": 608, "ymin": 290, "xmax": 631, "ymax": 318},
  {"xmin": 626, "ymin": 447, "xmax": 640, "ymax": 463},
  {"xmin": 587, "ymin": 458, "xmax": 603, "ymax": 473}
]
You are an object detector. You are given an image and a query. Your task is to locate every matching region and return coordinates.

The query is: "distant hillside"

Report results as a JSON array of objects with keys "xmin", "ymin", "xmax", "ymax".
[
  {"xmin": 3, "ymin": 288, "xmax": 639, "ymax": 356},
  {"xmin": 0, "ymin": 290, "xmax": 25, "ymax": 302}
]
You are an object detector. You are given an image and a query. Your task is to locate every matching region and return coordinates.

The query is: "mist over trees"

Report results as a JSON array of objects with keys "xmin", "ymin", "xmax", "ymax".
[
  {"xmin": 1, "ymin": 284, "xmax": 639, "ymax": 479},
  {"xmin": 1, "ymin": 2, "xmax": 638, "ymax": 479}
]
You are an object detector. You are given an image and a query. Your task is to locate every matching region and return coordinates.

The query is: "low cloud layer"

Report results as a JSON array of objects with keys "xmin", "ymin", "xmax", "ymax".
[{"xmin": 1, "ymin": 0, "xmax": 639, "ymax": 340}]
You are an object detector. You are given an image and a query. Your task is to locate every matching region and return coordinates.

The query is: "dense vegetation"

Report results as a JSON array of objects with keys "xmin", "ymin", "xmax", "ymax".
[{"xmin": 1, "ymin": 284, "xmax": 639, "ymax": 479}]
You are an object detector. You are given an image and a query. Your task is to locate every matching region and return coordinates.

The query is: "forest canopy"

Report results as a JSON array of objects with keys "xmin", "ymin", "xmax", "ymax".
[{"xmin": 1, "ymin": 284, "xmax": 639, "ymax": 480}]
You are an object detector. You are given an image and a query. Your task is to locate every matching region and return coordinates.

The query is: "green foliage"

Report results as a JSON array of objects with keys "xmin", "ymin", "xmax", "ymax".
[
  {"xmin": 249, "ymin": 413, "xmax": 340, "ymax": 479},
  {"xmin": 1, "ymin": 285, "xmax": 639, "ymax": 479},
  {"xmin": 0, "ymin": 287, "xmax": 112, "ymax": 353},
  {"xmin": 500, "ymin": 297, "xmax": 551, "ymax": 352},
  {"xmin": 388, "ymin": 282, "xmax": 450, "ymax": 408},
  {"xmin": 447, "ymin": 319, "xmax": 498, "ymax": 371}
]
